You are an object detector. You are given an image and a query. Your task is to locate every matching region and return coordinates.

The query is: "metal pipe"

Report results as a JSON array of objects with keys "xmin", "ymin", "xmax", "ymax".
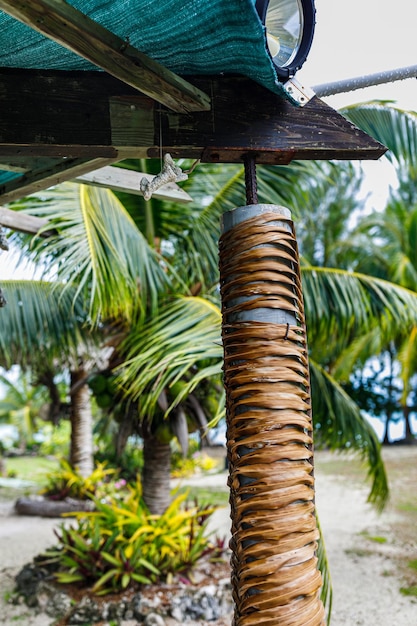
[{"xmin": 313, "ymin": 64, "xmax": 417, "ymax": 98}]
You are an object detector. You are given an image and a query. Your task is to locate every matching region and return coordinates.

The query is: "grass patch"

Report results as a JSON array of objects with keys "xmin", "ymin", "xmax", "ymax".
[
  {"xmin": 315, "ymin": 454, "xmax": 367, "ymax": 483},
  {"xmin": 345, "ymin": 547, "xmax": 375, "ymax": 558},
  {"xmin": 0, "ymin": 456, "xmax": 59, "ymax": 501},
  {"xmin": 5, "ymin": 456, "xmax": 58, "ymax": 485},
  {"xmin": 177, "ymin": 486, "xmax": 229, "ymax": 508},
  {"xmin": 362, "ymin": 534, "xmax": 388, "ymax": 544},
  {"xmin": 408, "ymin": 559, "xmax": 417, "ymax": 571},
  {"xmin": 398, "ymin": 501, "xmax": 417, "ymax": 513},
  {"xmin": 400, "ymin": 586, "xmax": 417, "ymax": 597}
]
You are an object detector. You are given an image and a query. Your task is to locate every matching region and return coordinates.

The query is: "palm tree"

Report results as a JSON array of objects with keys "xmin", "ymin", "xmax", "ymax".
[
  {"xmin": 0, "ymin": 370, "xmax": 48, "ymax": 450},
  {"xmin": 0, "ymin": 279, "xmax": 99, "ymax": 475},
  {"xmin": 9, "ymin": 162, "xmax": 322, "ymax": 514},
  {"xmin": 8, "ymin": 154, "xmax": 417, "ymax": 512},
  {"xmin": 8, "ymin": 178, "xmax": 227, "ymax": 513},
  {"xmin": 341, "ymin": 103, "xmax": 417, "ymax": 443}
]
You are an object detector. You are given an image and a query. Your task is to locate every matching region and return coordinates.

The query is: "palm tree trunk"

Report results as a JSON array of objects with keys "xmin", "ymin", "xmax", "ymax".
[
  {"xmin": 383, "ymin": 347, "xmax": 396, "ymax": 445},
  {"xmin": 115, "ymin": 403, "xmax": 136, "ymax": 458},
  {"xmin": 382, "ymin": 415, "xmax": 391, "ymax": 445},
  {"xmin": 403, "ymin": 406, "xmax": 414, "ymax": 442},
  {"xmin": 142, "ymin": 433, "xmax": 171, "ymax": 514},
  {"xmin": 69, "ymin": 367, "xmax": 94, "ymax": 478},
  {"xmin": 36, "ymin": 367, "xmax": 63, "ymax": 425}
]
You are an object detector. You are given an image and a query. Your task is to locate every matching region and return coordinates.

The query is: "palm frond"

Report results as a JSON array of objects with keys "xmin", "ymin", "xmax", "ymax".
[
  {"xmin": 342, "ymin": 103, "xmax": 417, "ymax": 174},
  {"xmin": 12, "ymin": 184, "xmax": 171, "ymax": 321},
  {"xmin": 331, "ymin": 328, "xmax": 385, "ymax": 382},
  {"xmin": 118, "ymin": 296, "xmax": 223, "ymax": 416},
  {"xmin": 0, "ymin": 280, "xmax": 92, "ymax": 368},
  {"xmin": 303, "ymin": 266, "xmax": 417, "ymax": 350},
  {"xmin": 397, "ymin": 325, "xmax": 417, "ymax": 404},
  {"xmin": 317, "ymin": 516, "xmax": 333, "ymax": 625},
  {"xmin": 310, "ymin": 360, "xmax": 388, "ymax": 510}
]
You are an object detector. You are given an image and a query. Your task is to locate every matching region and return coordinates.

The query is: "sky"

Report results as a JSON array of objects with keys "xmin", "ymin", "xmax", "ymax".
[
  {"xmin": 296, "ymin": 0, "xmax": 417, "ymax": 221},
  {"xmin": 297, "ymin": 0, "xmax": 417, "ymax": 112},
  {"xmin": 2, "ymin": 0, "xmax": 417, "ymax": 280}
]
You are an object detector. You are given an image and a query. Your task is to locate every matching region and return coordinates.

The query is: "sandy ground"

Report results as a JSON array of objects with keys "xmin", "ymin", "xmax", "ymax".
[{"xmin": 0, "ymin": 449, "xmax": 416, "ymax": 625}]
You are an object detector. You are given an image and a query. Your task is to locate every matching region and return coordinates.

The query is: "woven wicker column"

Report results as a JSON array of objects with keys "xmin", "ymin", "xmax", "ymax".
[{"xmin": 219, "ymin": 205, "xmax": 325, "ymax": 626}]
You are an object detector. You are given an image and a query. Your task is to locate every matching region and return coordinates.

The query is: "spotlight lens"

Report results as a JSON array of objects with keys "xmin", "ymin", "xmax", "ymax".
[{"xmin": 265, "ymin": 0, "xmax": 303, "ymax": 68}]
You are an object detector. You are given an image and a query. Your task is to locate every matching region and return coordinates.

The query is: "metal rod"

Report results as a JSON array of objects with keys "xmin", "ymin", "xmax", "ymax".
[
  {"xmin": 243, "ymin": 154, "xmax": 258, "ymax": 205},
  {"xmin": 313, "ymin": 64, "xmax": 417, "ymax": 98}
]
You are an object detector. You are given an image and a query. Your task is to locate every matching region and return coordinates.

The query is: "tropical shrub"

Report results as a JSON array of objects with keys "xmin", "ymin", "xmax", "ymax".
[
  {"xmin": 38, "ymin": 421, "xmax": 71, "ymax": 457},
  {"xmin": 94, "ymin": 440, "xmax": 144, "ymax": 483},
  {"xmin": 45, "ymin": 483, "xmax": 219, "ymax": 594},
  {"xmin": 41, "ymin": 459, "xmax": 118, "ymax": 501},
  {"xmin": 171, "ymin": 448, "xmax": 220, "ymax": 478}
]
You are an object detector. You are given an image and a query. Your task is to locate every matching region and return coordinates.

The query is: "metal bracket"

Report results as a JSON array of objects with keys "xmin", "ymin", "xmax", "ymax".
[{"xmin": 283, "ymin": 76, "xmax": 315, "ymax": 106}]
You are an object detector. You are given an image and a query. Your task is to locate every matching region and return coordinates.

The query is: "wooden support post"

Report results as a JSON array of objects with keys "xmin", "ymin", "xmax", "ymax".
[{"xmin": 219, "ymin": 204, "xmax": 325, "ymax": 626}]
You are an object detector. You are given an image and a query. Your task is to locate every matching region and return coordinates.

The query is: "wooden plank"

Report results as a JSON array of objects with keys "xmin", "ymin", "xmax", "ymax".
[
  {"xmin": 0, "ymin": 206, "xmax": 52, "ymax": 235},
  {"xmin": 0, "ymin": 70, "xmax": 144, "ymax": 155},
  {"xmin": 0, "ymin": 156, "xmax": 80, "ymax": 173},
  {"xmin": 0, "ymin": 157, "xmax": 118, "ymax": 205},
  {"xmin": 0, "ymin": 0, "xmax": 210, "ymax": 113},
  {"xmin": 0, "ymin": 71, "xmax": 386, "ymax": 166},
  {"xmin": 74, "ymin": 166, "xmax": 193, "ymax": 204}
]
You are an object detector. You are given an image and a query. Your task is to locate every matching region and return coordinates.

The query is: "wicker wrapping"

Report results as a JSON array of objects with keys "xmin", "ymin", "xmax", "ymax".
[{"xmin": 219, "ymin": 210, "xmax": 325, "ymax": 626}]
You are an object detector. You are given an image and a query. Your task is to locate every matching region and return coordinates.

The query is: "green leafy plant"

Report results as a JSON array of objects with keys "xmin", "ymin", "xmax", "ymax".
[
  {"xmin": 94, "ymin": 442, "xmax": 144, "ymax": 483},
  {"xmin": 44, "ymin": 482, "xmax": 220, "ymax": 594},
  {"xmin": 41, "ymin": 459, "xmax": 118, "ymax": 501},
  {"xmin": 38, "ymin": 421, "xmax": 71, "ymax": 457},
  {"xmin": 171, "ymin": 449, "xmax": 220, "ymax": 478}
]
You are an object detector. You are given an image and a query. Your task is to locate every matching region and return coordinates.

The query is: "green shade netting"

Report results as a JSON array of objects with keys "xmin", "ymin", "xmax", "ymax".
[
  {"xmin": 0, "ymin": 172, "xmax": 20, "ymax": 185},
  {"xmin": 0, "ymin": 0, "xmax": 287, "ymax": 97}
]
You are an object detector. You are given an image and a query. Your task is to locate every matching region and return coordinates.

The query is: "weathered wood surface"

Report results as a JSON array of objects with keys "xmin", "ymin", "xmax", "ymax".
[
  {"xmin": 0, "ymin": 206, "xmax": 51, "ymax": 235},
  {"xmin": 0, "ymin": 156, "xmax": 118, "ymax": 205},
  {"xmin": 0, "ymin": 0, "xmax": 210, "ymax": 113},
  {"xmin": 0, "ymin": 70, "xmax": 386, "ymax": 164},
  {"xmin": 15, "ymin": 496, "xmax": 95, "ymax": 517},
  {"xmin": 74, "ymin": 165, "xmax": 193, "ymax": 204},
  {"xmin": 0, "ymin": 70, "xmax": 386, "ymax": 202}
]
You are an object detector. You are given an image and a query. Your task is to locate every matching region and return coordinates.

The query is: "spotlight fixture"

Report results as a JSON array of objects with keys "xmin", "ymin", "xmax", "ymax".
[{"xmin": 255, "ymin": 0, "xmax": 316, "ymax": 81}]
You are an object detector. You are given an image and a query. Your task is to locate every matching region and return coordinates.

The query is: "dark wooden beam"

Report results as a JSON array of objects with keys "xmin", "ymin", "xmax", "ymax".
[
  {"xmin": 0, "ymin": 71, "xmax": 386, "ymax": 168},
  {"xmin": 0, "ymin": 0, "xmax": 210, "ymax": 113},
  {"xmin": 0, "ymin": 156, "xmax": 118, "ymax": 205}
]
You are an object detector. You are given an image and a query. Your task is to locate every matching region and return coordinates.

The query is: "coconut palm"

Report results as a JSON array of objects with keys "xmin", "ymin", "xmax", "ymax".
[
  {"xmin": 0, "ymin": 370, "xmax": 48, "ymax": 450},
  {"xmin": 341, "ymin": 103, "xmax": 417, "ymax": 442},
  {"xmin": 0, "ymin": 279, "xmax": 99, "ymax": 475},
  {"xmin": 8, "ymin": 176, "xmax": 231, "ymax": 513},
  {"xmin": 8, "ymin": 161, "xmax": 325, "ymax": 513},
  {"xmin": 8, "ymin": 154, "xmax": 417, "ymax": 512}
]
